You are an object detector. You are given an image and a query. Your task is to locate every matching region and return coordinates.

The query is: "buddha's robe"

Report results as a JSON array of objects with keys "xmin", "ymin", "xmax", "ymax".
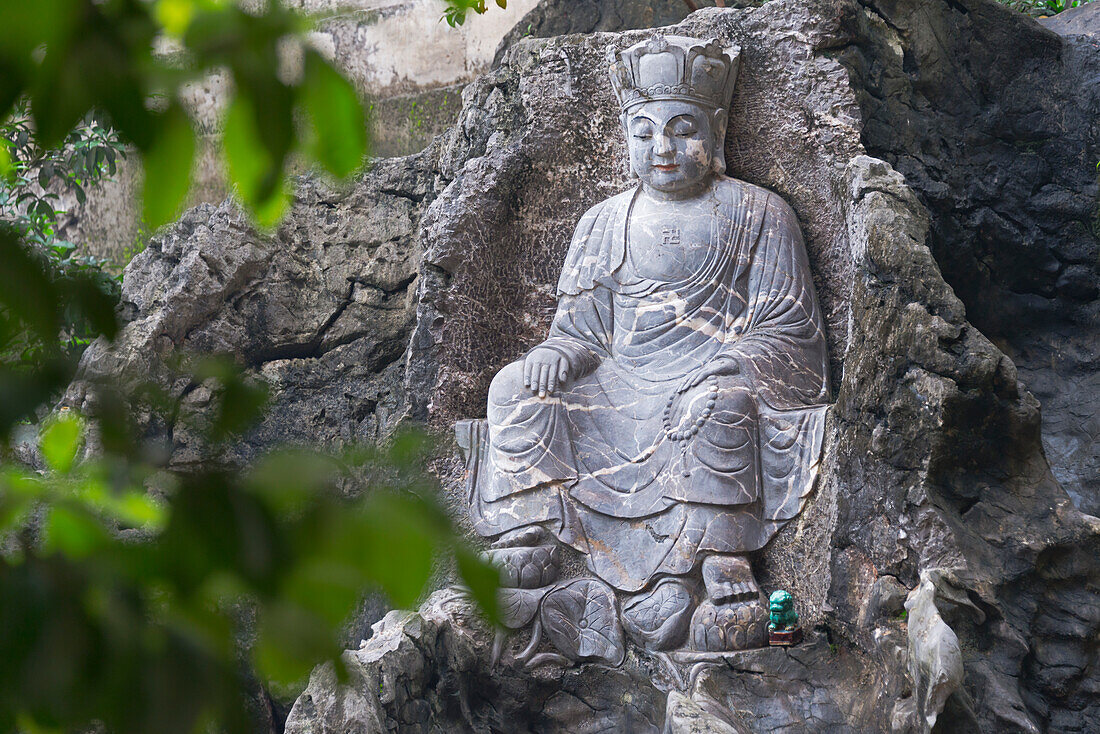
[{"xmin": 470, "ymin": 177, "xmax": 829, "ymax": 592}]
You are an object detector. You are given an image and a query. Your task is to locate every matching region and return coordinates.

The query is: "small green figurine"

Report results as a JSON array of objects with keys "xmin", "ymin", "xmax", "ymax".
[{"xmin": 767, "ymin": 590, "xmax": 803, "ymax": 646}]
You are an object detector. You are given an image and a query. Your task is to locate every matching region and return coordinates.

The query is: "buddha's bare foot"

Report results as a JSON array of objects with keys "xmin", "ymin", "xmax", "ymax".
[
  {"xmin": 491, "ymin": 525, "xmax": 552, "ymax": 549},
  {"xmin": 688, "ymin": 554, "xmax": 768, "ymax": 651}
]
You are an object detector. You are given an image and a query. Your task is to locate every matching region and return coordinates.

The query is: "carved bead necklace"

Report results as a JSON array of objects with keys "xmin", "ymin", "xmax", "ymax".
[{"xmin": 663, "ymin": 374, "xmax": 718, "ymax": 442}]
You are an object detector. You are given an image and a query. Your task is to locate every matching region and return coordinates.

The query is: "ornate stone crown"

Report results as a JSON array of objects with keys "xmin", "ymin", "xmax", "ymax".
[{"xmin": 607, "ymin": 35, "xmax": 741, "ymax": 113}]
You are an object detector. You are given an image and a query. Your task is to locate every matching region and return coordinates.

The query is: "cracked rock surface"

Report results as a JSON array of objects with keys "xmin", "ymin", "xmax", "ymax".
[
  {"xmin": 841, "ymin": 0, "xmax": 1100, "ymax": 519},
  {"xmin": 64, "ymin": 0, "xmax": 1100, "ymax": 731},
  {"xmin": 65, "ymin": 154, "xmax": 435, "ymax": 469},
  {"xmin": 293, "ymin": 1, "xmax": 1100, "ymax": 730},
  {"xmin": 285, "ymin": 588, "xmax": 863, "ymax": 734}
]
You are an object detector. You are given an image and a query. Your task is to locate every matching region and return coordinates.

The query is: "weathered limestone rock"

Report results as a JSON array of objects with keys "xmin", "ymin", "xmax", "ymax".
[
  {"xmin": 369, "ymin": 85, "xmax": 465, "ymax": 158},
  {"xmin": 904, "ymin": 572, "xmax": 965, "ymax": 732},
  {"xmin": 663, "ymin": 691, "xmax": 750, "ymax": 734},
  {"xmin": 66, "ymin": 152, "xmax": 437, "ymax": 468},
  {"xmin": 843, "ymin": 0, "xmax": 1100, "ymax": 518},
  {"xmin": 286, "ymin": 588, "xmax": 672, "ymax": 733},
  {"xmin": 69, "ymin": 0, "xmax": 1100, "ymax": 731},
  {"xmin": 285, "ymin": 588, "xmax": 876, "ymax": 733},
  {"xmin": 491, "ymin": 0, "xmax": 694, "ymax": 67},
  {"xmin": 1039, "ymin": 1, "xmax": 1100, "ymax": 36}
]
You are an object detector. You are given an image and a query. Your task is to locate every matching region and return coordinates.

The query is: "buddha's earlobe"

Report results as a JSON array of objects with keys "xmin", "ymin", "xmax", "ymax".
[
  {"xmin": 621, "ymin": 113, "xmax": 641, "ymax": 180},
  {"xmin": 711, "ymin": 108, "xmax": 729, "ymax": 174}
]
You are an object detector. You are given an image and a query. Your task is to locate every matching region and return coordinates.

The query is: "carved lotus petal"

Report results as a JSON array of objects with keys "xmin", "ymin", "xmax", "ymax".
[
  {"xmin": 621, "ymin": 578, "xmax": 695, "ymax": 651},
  {"xmin": 498, "ymin": 586, "xmax": 551, "ymax": 629},
  {"xmin": 486, "ymin": 545, "xmax": 561, "ymax": 589},
  {"xmin": 540, "ymin": 578, "xmax": 625, "ymax": 666}
]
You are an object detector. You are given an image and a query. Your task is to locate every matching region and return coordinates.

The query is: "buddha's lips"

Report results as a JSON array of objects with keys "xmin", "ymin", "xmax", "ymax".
[{"xmin": 654, "ymin": 164, "xmax": 679, "ymax": 171}]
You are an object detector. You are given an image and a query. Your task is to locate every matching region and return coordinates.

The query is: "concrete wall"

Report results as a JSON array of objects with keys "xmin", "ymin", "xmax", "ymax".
[{"xmin": 305, "ymin": 0, "xmax": 540, "ymax": 95}]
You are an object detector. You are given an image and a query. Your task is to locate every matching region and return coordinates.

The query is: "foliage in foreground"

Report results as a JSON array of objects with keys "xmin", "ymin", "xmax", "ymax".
[
  {"xmin": 0, "ymin": 3, "xmax": 501, "ymax": 732},
  {"xmin": 0, "ymin": 222, "xmax": 498, "ymax": 733},
  {"xmin": 2, "ymin": 417, "xmax": 496, "ymax": 733}
]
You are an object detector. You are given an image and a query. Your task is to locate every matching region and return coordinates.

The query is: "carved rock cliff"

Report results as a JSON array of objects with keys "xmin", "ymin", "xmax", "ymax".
[{"xmin": 67, "ymin": 0, "xmax": 1099, "ymax": 731}]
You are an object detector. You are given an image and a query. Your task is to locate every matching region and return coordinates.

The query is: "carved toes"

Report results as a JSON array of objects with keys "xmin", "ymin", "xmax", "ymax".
[{"xmin": 701, "ymin": 555, "xmax": 759, "ymax": 605}]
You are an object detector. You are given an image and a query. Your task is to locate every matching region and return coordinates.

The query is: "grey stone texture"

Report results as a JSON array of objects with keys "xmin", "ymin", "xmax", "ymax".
[
  {"xmin": 843, "ymin": 0, "xmax": 1100, "ymax": 521},
  {"xmin": 369, "ymin": 85, "xmax": 465, "ymax": 158},
  {"xmin": 68, "ymin": 0, "xmax": 1100, "ymax": 731},
  {"xmin": 284, "ymin": 587, "xmax": 869, "ymax": 733},
  {"xmin": 66, "ymin": 153, "xmax": 434, "ymax": 469},
  {"xmin": 491, "ymin": 0, "xmax": 695, "ymax": 67},
  {"xmin": 1039, "ymin": 1, "xmax": 1100, "ymax": 36}
]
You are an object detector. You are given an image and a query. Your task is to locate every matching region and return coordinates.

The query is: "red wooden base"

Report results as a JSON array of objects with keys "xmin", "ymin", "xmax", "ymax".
[{"xmin": 768, "ymin": 627, "xmax": 803, "ymax": 646}]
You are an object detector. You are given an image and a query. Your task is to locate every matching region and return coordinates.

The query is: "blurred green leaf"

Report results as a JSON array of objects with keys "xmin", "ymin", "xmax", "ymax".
[
  {"xmin": 0, "ymin": 362, "xmax": 74, "ymax": 442},
  {"xmin": 281, "ymin": 558, "xmax": 362, "ymax": 627},
  {"xmin": 223, "ymin": 95, "xmax": 289, "ymax": 226},
  {"xmin": 160, "ymin": 473, "xmax": 286, "ymax": 595},
  {"xmin": 254, "ymin": 601, "xmax": 340, "ymax": 688},
  {"xmin": 29, "ymin": 40, "xmax": 93, "ymax": 148},
  {"xmin": 0, "ymin": 226, "xmax": 61, "ymax": 341},
  {"xmin": 42, "ymin": 505, "xmax": 108, "ymax": 558},
  {"xmin": 456, "ymin": 547, "xmax": 501, "ymax": 627},
  {"xmin": 39, "ymin": 414, "xmax": 83, "ymax": 474},
  {"xmin": 16, "ymin": 712, "xmax": 63, "ymax": 734},
  {"xmin": 113, "ymin": 492, "xmax": 166, "ymax": 529},
  {"xmin": 72, "ymin": 473, "xmax": 166, "ymax": 531},
  {"xmin": 387, "ymin": 428, "xmax": 433, "ymax": 468},
  {"xmin": 299, "ymin": 51, "xmax": 368, "ymax": 179},
  {"xmin": 213, "ymin": 376, "xmax": 268, "ymax": 440},
  {"xmin": 0, "ymin": 144, "xmax": 12, "ymax": 181},
  {"xmin": 246, "ymin": 450, "xmax": 341, "ymax": 514},
  {"xmin": 191, "ymin": 356, "xmax": 270, "ymax": 439},
  {"xmin": 155, "ymin": 0, "xmax": 196, "ymax": 37},
  {"xmin": 142, "ymin": 103, "xmax": 196, "ymax": 229},
  {"xmin": 62, "ymin": 270, "xmax": 120, "ymax": 342},
  {"xmin": 0, "ymin": 469, "xmax": 44, "ymax": 535},
  {"xmin": 84, "ymin": 385, "xmax": 137, "ymax": 457},
  {"xmin": 359, "ymin": 492, "xmax": 439, "ymax": 608},
  {"xmin": 0, "ymin": 0, "xmax": 80, "ymax": 75}
]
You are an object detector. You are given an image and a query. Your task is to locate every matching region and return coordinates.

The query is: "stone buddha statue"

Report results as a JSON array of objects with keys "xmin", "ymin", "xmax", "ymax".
[{"xmin": 459, "ymin": 35, "xmax": 829, "ymax": 655}]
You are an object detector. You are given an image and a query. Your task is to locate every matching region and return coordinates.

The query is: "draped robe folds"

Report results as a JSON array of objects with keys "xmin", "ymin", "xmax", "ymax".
[{"xmin": 470, "ymin": 176, "xmax": 829, "ymax": 593}]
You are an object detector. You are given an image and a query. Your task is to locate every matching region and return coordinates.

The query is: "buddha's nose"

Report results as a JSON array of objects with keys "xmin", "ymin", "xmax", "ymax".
[{"xmin": 654, "ymin": 134, "xmax": 675, "ymax": 157}]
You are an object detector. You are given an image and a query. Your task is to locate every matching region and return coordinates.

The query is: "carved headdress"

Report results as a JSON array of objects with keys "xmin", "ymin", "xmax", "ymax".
[{"xmin": 607, "ymin": 35, "xmax": 741, "ymax": 113}]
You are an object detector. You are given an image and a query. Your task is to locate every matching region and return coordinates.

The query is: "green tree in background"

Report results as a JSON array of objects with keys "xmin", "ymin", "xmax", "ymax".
[
  {"xmin": 0, "ymin": 2, "xmax": 497, "ymax": 732},
  {"xmin": 0, "ymin": 99, "xmax": 126, "ymax": 362}
]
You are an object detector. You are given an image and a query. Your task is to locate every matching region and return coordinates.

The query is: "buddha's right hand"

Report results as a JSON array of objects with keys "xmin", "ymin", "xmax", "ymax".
[{"xmin": 523, "ymin": 347, "xmax": 571, "ymax": 398}]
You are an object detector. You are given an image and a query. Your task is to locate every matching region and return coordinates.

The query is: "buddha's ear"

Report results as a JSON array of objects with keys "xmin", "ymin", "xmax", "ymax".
[{"xmin": 711, "ymin": 108, "xmax": 729, "ymax": 175}]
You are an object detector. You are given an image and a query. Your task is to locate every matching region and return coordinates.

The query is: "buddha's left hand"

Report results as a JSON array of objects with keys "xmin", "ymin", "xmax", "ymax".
[{"xmin": 676, "ymin": 355, "xmax": 740, "ymax": 394}]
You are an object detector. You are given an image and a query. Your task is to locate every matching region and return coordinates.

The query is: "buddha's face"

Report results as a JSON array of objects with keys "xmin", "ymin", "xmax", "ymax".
[{"xmin": 624, "ymin": 100, "xmax": 725, "ymax": 194}]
